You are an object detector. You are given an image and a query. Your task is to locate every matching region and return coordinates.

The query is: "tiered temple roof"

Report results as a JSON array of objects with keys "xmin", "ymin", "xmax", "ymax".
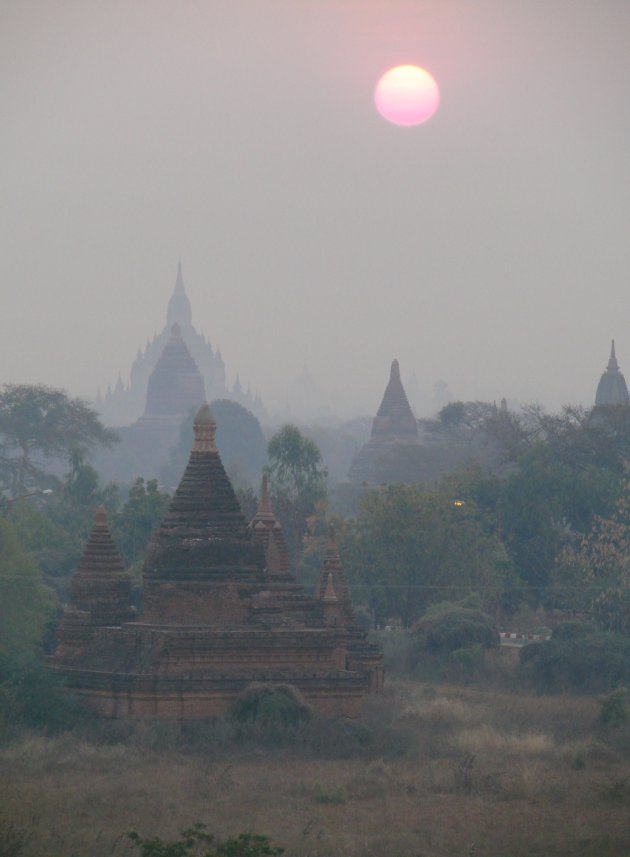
[
  {"xmin": 142, "ymin": 404, "xmax": 265, "ymax": 624},
  {"xmin": 595, "ymin": 340, "xmax": 630, "ymax": 407},
  {"xmin": 316, "ymin": 525, "xmax": 355, "ymax": 626},
  {"xmin": 248, "ymin": 474, "xmax": 292, "ymax": 578},
  {"xmin": 69, "ymin": 506, "xmax": 134, "ymax": 624},
  {"xmin": 52, "ymin": 404, "xmax": 383, "ymax": 719},
  {"xmin": 142, "ymin": 323, "xmax": 207, "ymax": 420},
  {"xmin": 54, "ymin": 506, "xmax": 134, "ymax": 660}
]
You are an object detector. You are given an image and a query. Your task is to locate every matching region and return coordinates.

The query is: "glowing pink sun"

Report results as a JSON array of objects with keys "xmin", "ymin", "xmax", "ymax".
[{"xmin": 374, "ymin": 65, "xmax": 440, "ymax": 126}]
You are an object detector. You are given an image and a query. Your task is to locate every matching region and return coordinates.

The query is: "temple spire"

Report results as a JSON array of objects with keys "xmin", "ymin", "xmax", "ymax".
[
  {"xmin": 167, "ymin": 261, "xmax": 192, "ymax": 326},
  {"xmin": 255, "ymin": 473, "xmax": 274, "ymax": 520},
  {"xmin": 249, "ymin": 472, "xmax": 292, "ymax": 576},
  {"xmin": 192, "ymin": 403, "xmax": 217, "ymax": 453},
  {"xmin": 370, "ymin": 358, "xmax": 418, "ymax": 442},
  {"xmin": 595, "ymin": 340, "xmax": 630, "ymax": 407},
  {"xmin": 175, "ymin": 260, "xmax": 185, "ymax": 293},
  {"xmin": 68, "ymin": 505, "xmax": 133, "ymax": 625},
  {"xmin": 608, "ymin": 339, "xmax": 619, "ymax": 372}
]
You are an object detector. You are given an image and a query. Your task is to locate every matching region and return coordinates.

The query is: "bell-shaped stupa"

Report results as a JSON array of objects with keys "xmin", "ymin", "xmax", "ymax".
[{"xmin": 595, "ymin": 340, "xmax": 630, "ymax": 407}]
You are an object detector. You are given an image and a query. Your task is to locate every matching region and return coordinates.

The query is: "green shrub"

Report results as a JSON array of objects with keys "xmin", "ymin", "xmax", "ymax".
[
  {"xmin": 552, "ymin": 620, "xmax": 598, "ymax": 641},
  {"xmin": 0, "ymin": 817, "xmax": 29, "ymax": 857},
  {"xmin": 230, "ymin": 683, "xmax": 311, "ymax": 745},
  {"xmin": 128, "ymin": 824, "xmax": 283, "ymax": 857},
  {"xmin": 598, "ymin": 688, "xmax": 630, "ymax": 728},
  {"xmin": 313, "ymin": 783, "xmax": 346, "ymax": 804},
  {"xmin": 232, "ymin": 683, "xmax": 311, "ymax": 727},
  {"xmin": 0, "ymin": 653, "xmax": 79, "ymax": 735},
  {"xmin": 520, "ymin": 632, "xmax": 630, "ymax": 693},
  {"xmin": 571, "ymin": 750, "xmax": 587, "ymax": 770},
  {"xmin": 414, "ymin": 607, "xmax": 500, "ymax": 655},
  {"xmin": 447, "ymin": 644, "xmax": 486, "ymax": 674}
]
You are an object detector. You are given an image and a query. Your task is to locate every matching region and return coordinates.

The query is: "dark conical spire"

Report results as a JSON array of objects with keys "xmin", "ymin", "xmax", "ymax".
[
  {"xmin": 175, "ymin": 260, "xmax": 184, "ymax": 293},
  {"xmin": 595, "ymin": 340, "xmax": 630, "ymax": 407},
  {"xmin": 608, "ymin": 339, "xmax": 619, "ymax": 371},
  {"xmin": 371, "ymin": 359, "xmax": 418, "ymax": 442},
  {"xmin": 143, "ymin": 324, "xmax": 206, "ymax": 418},
  {"xmin": 142, "ymin": 405, "xmax": 265, "ymax": 615},
  {"xmin": 249, "ymin": 473, "xmax": 292, "ymax": 576},
  {"xmin": 69, "ymin": 505, "xmax": 133, "ymax": 626},
  {"xmin": 316, "ymin": 524, "xmax": 355, "ymax": 626},
  {"xmin": 167, "ymin": 261, "xmax": 192, "ymax": 327}
]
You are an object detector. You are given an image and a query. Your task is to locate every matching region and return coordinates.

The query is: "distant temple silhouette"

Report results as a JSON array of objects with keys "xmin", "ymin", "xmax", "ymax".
[
  {"xmin": 595, "ymin": 340, "xmax": 629, "ymax": 407},
  {"xmin": 96, "ymin": 263, "xmax": 265, "ymax": 426},
  {"xmin": 348, "ymin": 359, "xmax": 420, "ymax": 484},
  {"xmin": 345, "ymin": 359, "xmax": 506, "ymax": 489}
]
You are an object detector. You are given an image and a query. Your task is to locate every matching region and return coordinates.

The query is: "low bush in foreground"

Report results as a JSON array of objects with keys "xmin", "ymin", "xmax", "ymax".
[
  {"xmin": 4, "ymin": 681, "xmax": 629, "ymax": 857},
  {"xmin": 127, "ymin": 824, "xmax": 283, "ymax": 857},
  {"xmin": 0, "ymin": 653, "xmax": 79, "ymax": 738}
]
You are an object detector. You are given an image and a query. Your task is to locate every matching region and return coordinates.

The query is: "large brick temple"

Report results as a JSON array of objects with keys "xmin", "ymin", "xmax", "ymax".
[{"xmin": 52, "ymin": 405, "xmax": 383, "ymax": 719}]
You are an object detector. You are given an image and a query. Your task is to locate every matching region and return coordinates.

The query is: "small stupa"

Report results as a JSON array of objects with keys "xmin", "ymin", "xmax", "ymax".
[
  {"xmin": 595, "ymin": 340, "xmax": 630, "ymax": 407},
  {"xmin": 371, "ymin": 358, "xmax": 419, "ymax": 442}
]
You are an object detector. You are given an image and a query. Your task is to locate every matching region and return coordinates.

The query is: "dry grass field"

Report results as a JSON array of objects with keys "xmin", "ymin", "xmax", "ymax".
[{"xmin": 2, "ymin": 676, "xmax": 630, "ymax": 857}]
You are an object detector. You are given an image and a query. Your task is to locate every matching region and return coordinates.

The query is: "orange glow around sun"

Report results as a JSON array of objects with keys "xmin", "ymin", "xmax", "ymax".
[{"xmin": 374, "ymin": 65, "xmax": 440, "ymax": 126}]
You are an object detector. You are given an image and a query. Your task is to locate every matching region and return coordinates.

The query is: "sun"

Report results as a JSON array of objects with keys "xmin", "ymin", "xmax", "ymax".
[{"xmin": 374, "ymin": 65, "xmax": 440, "ymax": 127}]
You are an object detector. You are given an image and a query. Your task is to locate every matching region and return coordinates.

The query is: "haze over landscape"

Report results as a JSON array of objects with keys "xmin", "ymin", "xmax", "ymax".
[
  {"xmin": 8, "ymin": 6, "xmax": 630, "ymax": 856},
  {"xmin": 3, "ymin": 0, "xmax": 630, "ymax": 417}
]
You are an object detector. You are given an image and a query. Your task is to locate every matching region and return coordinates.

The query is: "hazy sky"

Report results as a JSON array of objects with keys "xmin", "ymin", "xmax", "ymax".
[{"xmin": 3, "ymin": 1, "xmax": 630, "ymax": 419}]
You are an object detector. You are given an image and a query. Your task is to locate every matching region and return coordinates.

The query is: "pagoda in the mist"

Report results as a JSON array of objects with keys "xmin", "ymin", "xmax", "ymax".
[
  {"xmin": 595, "ymin": 340, "xmax": 630, "ymax": 407},
  {"xmin": 97, "ymin": 263, "xmax": 265, "ymax": 426},
  {"xmin": 52, "ymin": 405, "xmax": 383, "ymax": 719},
  {"xmin": 136, "ymin": 322, "xmax": 206, "ymax": 429},
  {"xmin": 348, "ymin": 359, "xmax": 421, "ymax": 484}
]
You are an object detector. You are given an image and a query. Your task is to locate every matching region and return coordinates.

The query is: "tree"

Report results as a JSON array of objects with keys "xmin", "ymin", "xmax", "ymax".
[
  {"xmin": 212, "ymin": 399, "xmax": 267, "ymax": 486},
  {"xmin": 7, "ymin": 453, "xmax": 120, "ymax": 594},
  {"xmin": 341, "ymin": 484, "xmax": 511, "ymax": 627},
  {"xmin": 0, "ymin": 384, "xmax": 117, "ymax": 497},
  {"xmin": 127, "ymin": 825, "xmax": 283, "ymax": 857},
  {"xmin": 519, "ymin": 627, "xmax": 630, "ymax": 694},
  {"xmin": 161, "ymin": 401, "xmax": 267, "ymax": 489},
  {"xmin": 267, "ymin": 425, "xmax": 327, "ymax": 503},
  {"xmin": 466, "ymin": 404, "xmax": 627, "ymax": 603},
  {"xmin": 553, "ymin": 471, "xmax": 630, "ymax": 633},
  {"xmin": 414, "ymin": 602, "xmax": 500, "ymax": 654},
  {"xmin": 266, "ymin": 425, "xmax": 327, "ymax": 564},
  {"xmin": 0, "ymin": 517, "xmax": 54, "ymax": 658},
  {"xmin": 112, "ymin": 478, "xmax": 171, "ymax": 566}
]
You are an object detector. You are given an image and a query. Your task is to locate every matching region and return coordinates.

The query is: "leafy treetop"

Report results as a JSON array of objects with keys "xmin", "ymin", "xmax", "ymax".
[{"xmin": 0, "ymin": 384, "xmax": 117, "ymax": 497}]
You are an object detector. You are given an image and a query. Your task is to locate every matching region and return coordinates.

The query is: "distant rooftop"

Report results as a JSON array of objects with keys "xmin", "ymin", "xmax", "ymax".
[{"xmin": 595, "ymin": 340, "xmax": 629, "ymax": 407}]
